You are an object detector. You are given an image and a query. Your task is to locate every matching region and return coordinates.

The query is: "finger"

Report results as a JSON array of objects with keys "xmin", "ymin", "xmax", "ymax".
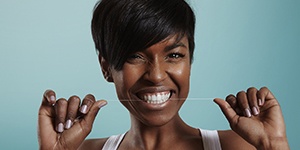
[
  {"xmin": 55, "ymin": 98, "xmax": 68, "ymax": 133},
  {"xmin": 63, "ymin": 100, "xmax": 107, "ymax": 149},
  {"xmin": 39, "ymin": 90, "xmax": 56, "ymax": 117},
  {"xmin": 65, "ymin": 96, "xmax": 81, "ymax": 129},
  {"xmin": 79, "ymin": 94, "xmax": 97, "ymax": 114},
  {"xmin": 39, "ymin": 90, "xmax": 56, "ymax": 130},
  {"xmin": 42, "ymin": 89, "xmax": 56, "ymax": 106},
  {"xmin": 247, "ymin": 87, "xmax": 259, "ymax": 116},
  {"xmin": 257, "ymin": 87, "xmax": 276, "ymax": 106},
  {"xmin": 81, "ymin": 100, "xmax": 108, "ymax": 132},
  {"xmin": 214, "ymin": 98, "xmax": 238, "ymax": 125},
  {"xmin": 236, "ymin": 91, "xmax": 252, "ymax": 118},
  {"xmin": 38, "ymin": 90, "xmax": 57, "ymax": 147},
  {"xmin": 226, "ymin": 94, "xmax": 242, "ymax": 115},
  {"xmin": 225, "ymin": 94, "xmax": 237, "ymax": 108}
]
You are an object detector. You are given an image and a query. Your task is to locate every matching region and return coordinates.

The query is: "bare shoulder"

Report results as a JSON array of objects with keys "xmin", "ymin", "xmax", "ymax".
[
  {"xmin": 218, "ymin": 130, "xmax": 255, "ymax": 150},
  {"xmin": 78, "ymin": 138, "xmax": 108, "ymax": 150}
]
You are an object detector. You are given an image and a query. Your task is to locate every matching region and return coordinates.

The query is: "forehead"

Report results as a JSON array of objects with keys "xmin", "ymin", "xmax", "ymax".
[
  {"xmin": 146, "ymin": 34, "xmax": 189, "ymax": 50},
  {"xmin": 161, "ymin": 34, "xmax": 188, "ymax": 44}
]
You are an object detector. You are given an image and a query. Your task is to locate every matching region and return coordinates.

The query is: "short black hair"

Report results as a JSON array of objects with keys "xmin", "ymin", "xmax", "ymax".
[{"xmin": 91, "ymin": 0, "xmax": 195, "ymax": 70}]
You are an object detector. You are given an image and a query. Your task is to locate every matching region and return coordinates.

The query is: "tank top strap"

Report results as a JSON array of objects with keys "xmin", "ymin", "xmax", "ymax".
[
  {"xmin": 199, "ymin": 129, "xmax": 222, "ymax": 150},
  {"xmin": 102, "ymin": 130, "xmax": 221, "ymax": 150},
  {"xmin": 102, "ymin": 133, "xmax": 126, "ymax": 150}
]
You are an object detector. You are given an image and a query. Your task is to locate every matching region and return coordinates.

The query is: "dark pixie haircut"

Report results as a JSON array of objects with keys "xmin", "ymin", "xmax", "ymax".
[{"xmin": 91, "ymin": 0, "xmax": 195, "ymax": 70}]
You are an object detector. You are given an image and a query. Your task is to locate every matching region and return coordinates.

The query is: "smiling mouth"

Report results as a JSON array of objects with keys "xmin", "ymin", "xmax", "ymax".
[{"xmin": 137, "ymin": 91, "xmax": 172, "ymax": 104}]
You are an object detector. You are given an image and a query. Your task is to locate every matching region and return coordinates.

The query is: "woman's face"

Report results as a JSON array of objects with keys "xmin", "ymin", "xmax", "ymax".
[{"xmin": 110, "ymin": 35, "xmax": 191, "ymax": 126}]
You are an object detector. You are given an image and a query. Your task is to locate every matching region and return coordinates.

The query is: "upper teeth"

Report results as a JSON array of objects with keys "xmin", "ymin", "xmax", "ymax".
[{"xmin": 142, "ymin": 92, "xmax": 171, "ymax": 104}]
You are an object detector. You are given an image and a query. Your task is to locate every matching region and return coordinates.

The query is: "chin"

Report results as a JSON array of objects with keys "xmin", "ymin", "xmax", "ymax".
[{"xmin": 130, "ymin": 105, "xmax": 182, "ymax": 128}]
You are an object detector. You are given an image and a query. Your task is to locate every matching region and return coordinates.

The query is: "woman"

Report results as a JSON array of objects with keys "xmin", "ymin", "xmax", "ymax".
[{"xmin": 38, "ymin": 0, "xmax": 289, "ymax": 149}]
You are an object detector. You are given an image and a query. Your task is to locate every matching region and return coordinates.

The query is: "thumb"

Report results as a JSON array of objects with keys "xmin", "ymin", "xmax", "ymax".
[
  {"xmin": 214, "ymin": 98, "xmax": 238, "ymax": 125},
  {"xmin": 82, "ymin": 100, "xmax": 108, "ymax": 129},
  {"xmin": 38, "ymin": 90, "xmax": 57, "ymax": 148},
  {"xmin": 38, "ymin": 90, "xmax": 56, "ymax": 129},
  {"xmin": 72, "ymin": 100, "xmax": 107, "ymax": 137},
  {"xmin": 62, "ymin": 100, "xmax": 108, "ymax": 149},
  {"xmin": 39, "ymin": 90, "xmax": 56, "ymax": 116}
]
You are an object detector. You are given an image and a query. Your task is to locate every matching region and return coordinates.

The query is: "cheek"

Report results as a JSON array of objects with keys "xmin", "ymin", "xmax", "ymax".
[
  {"xmin": 176, "ymin": 64, "xmax": 190, "ymax": 78},
  {"xmin": 169, "ymin": 62, "xmax": 191, "ymax": 81},
  {"xmin": 112, "ymin": 66, "xmax": 143, "ymax": 98},
  {"xmin": 167, "ymin": 62, "xmax": 191, "ymax": 95}
]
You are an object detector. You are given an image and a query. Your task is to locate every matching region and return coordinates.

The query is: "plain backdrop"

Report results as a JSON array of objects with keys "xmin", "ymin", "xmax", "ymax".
[{"xmin": 0, "ymin": 0, "xmax": 299, "ymax": 149}]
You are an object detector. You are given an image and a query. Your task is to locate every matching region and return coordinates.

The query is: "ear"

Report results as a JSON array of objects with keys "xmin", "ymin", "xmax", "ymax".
[{"xmin": 99, "ymin": 56, "xmax": 114, "ymax": 82}]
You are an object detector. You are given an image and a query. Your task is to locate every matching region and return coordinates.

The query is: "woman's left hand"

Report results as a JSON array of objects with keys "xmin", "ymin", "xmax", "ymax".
[{"xmin": 214, "ymin": 87, "xmax": 289, "ymax": 150}]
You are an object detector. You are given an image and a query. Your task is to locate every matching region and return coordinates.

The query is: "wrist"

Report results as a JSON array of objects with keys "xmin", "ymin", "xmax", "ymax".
[{"xmin": 258, "ymin": 137, "xmax": 289, "ymax": 150}]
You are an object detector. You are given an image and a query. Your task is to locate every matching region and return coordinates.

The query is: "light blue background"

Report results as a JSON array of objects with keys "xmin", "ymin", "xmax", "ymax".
[{"xmin": 0, "ymin": 0, "xmax": 299, "ymax": 149}]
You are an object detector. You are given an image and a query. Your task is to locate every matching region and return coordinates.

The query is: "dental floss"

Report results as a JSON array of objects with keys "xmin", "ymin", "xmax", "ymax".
[{"xmin": 105, "ymin": 98, "xmax": 214, "ymax": 102}]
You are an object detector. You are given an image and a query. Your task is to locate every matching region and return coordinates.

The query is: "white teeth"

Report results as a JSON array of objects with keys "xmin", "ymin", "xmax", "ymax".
[
  {"xmin": 151, "ymin": 95, "xmax": 157, "ymax": 101},
  {"xmin": 157, "ymin": 94, "xmax": 161, "ymax": 101},
  {"xmin": 140, "ymin": 92, "xmax": 171, "ymax": 104},
  {"xmin": 148, "ymin": 95, "xmax": 151, "ymax": 100}
]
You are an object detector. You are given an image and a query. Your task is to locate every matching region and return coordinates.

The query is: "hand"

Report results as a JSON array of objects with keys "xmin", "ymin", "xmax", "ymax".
[
  {"xmin": 214, "ymin": 87, "xmax": 289, "ymax": 150},
  {"xmin": 38, "ymin": 90, "xmax": 107, "ymax": 150}
]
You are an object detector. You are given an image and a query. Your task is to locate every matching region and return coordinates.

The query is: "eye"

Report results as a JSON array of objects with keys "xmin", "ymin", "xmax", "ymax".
[
  {"xmin": 128, "ymin": 53, "xmax": 142, "ymax": 59},
  {"xmin": 126, "ymin": 53, "xmax": 146, "ymax": 64},
  {"xmin": 166, "ymin": 52, "xmax": 185, "ymax": 60}
]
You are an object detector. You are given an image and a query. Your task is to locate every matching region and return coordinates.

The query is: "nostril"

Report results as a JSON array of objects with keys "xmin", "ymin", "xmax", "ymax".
[{"xmin": 145, "ymin": 65, "xmax": 167, "ymax": 84}]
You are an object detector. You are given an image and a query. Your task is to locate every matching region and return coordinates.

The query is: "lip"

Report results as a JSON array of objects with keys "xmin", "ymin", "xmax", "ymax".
[{"xmin": 135, "ymin": 86, "xmax": 174, "ymax": 94}]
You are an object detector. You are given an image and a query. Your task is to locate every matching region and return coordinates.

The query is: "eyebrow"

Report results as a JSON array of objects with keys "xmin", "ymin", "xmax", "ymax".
[{"xmin": 164, "ymin": 42, "xmax": 187, "ymax": 52}]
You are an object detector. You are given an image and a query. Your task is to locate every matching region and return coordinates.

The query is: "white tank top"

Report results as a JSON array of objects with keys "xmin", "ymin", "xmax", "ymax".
[{"xmin": 102, "ymin": 129, "xmax": 222, "ymax": 150}]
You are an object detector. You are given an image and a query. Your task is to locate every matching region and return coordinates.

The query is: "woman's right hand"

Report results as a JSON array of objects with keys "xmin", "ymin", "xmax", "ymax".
[{"xmin": 38, "ymin": 90, "xmax": 107, "ymax": 150}]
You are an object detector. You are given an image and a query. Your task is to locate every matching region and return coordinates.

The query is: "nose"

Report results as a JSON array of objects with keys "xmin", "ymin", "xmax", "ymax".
[{"xmin": 143, "ymin": 60, "xmax": 167, "ymax": 85}]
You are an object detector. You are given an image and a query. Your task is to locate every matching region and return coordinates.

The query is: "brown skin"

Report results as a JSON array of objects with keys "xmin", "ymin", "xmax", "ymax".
[
  {"xmin": 109, "ymin": 35, "xmax": 191, "ymax": 128},
  {"xmin": 38, "ymin": 92, "xmax": 107, "ymax": 150},
  {"xmin": 215, "ymin": 87, "xmax": 290, "ymax": 150},
  {"xmin": 38, "ymin": 36, "xmax": 289, "ymax": 150}
]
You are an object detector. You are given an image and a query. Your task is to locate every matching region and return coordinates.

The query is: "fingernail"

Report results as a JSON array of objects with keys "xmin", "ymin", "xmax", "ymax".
[
  {"xmin": 50, "ymin": 95, "xmax": 56, "ymax": 102},
  {"xmin": 80, "ymin": 105, "xmax": 88, "ymax": 114},
  {"xmin": 245, "ymin": 108, "xmax": 252, "ymax": 118},
  {"xmin": 99, "ymin": 101, "xmax": 107, "ymax": 108},
  {"xmin": 65, "ymin": 119, "xmax": 72, "ymax": 129},
  {"xmin": 57, "ymin": 123, "xmax": 64, "ymax": 133},
  {"xmin": 258, "ymin": 99, "xmax": 263, "ymax": 106},
  {"xmin": 252, "ymin": 107, "xmax": 259, "ymax": 116}
]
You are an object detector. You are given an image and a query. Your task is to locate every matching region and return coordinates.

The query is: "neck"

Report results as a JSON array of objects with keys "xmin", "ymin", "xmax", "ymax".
[{"xmin": 125, "ymin": 113, "xmax": 198, "ymax": 150}]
